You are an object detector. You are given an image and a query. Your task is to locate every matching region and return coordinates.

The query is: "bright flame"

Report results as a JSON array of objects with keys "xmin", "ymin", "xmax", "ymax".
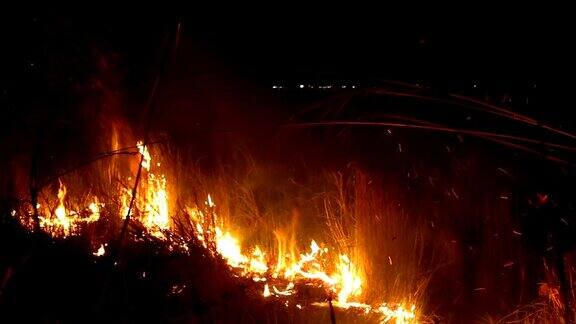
[
  {"xmin": 93, "ymin": 244, "xmax": 106, "ymax": 257},
  {"xmin": 33, "ymin": 182, "xmax": 101, "ymax": 237},
  {"xmin": 13, "ymin": 141, "xmax": 418, "ymax": 322},
  {"xmin": 54, "ymin": 180, "xmax": 70, "ymax": 235},
  {"xmin": 87, "ymin": 197, "xmax": 101, "ymax": 222},
  {"xmin": 334, "ymin": 254, "xmax": 362, "ymax": 304},
  {"xmin": 139, "ymin": 142, "xmax": 169, "ymax": 238},
  {"xmin": 263, "ymin": 283, "xmax": 271, "ymax": 297},
  {"xmin": 207, "ymin": 194, "xmax": 215, "ymax": 208},
  {"xmin": 122, "ymin": 141, "xmax": 170, "ymax": 238},
  {"xmin": 250, "ymin": 246, "xmax": 268, "ymax": 274},
  {"xmin": 143, "ymin": 173, "xmax": 169, "ymax": 234},
  {"xmin": 185, "ymin": 195, "xmax": 417, "ymax": 321},
  {"xmin": 215, "ymin": 228, "xmax": 248, "ymax": 268},
  {"xmin": 378, "ymin": 304, "xmax": 417, "ymax": 323},
  {"xmin": 272, "ymin": 282, "xmax": 295, "ymax": 296},
  {"xmin": 137, "ymin": 140, "xmax": 151, "ymax": 171}
]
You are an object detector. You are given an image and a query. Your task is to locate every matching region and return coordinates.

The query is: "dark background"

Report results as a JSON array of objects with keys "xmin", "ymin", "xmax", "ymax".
[{"xmin": 1, "ymin": 13, "xmax": 574, "ymax": 110}]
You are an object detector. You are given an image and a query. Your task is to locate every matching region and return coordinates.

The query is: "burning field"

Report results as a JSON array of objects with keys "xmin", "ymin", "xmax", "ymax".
[
  {"xmin": 5, "ymin": 131, "xmax": 422, "ymax": 322},
  {"xmin": 2, "ymin": 17, "xmax": 576, "ymax": 324}
]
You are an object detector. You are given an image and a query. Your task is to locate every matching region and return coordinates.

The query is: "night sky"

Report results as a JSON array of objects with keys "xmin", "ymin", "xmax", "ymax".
[{"xmin": 1, "ymin": 14, "xmax": 574, "ymax": 122}]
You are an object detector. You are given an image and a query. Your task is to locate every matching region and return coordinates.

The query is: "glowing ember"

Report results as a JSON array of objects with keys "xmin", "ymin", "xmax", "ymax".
[
  {"xmin": 263, "ymin": 283, "xmax": 271, "ymax": 297},
  {"xmin": 93, "ymin": 244, "xmax": 106, "ymax": 257},
  {"xmin": 250, "ymin": 246, "xmax": 268, "ymax": 274},
  {"xmin": 272, "ymin": 282, "xmax": 295, "ymax": 296},
  {"xmin": 378, "ymin": 304, "xmax": 417, "ymax": 323},
  {"xmin": 87, "ymin": 198, "xmax": 101, "ymax": 222}
]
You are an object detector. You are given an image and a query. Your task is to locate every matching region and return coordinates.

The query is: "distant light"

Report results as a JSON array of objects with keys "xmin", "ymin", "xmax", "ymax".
[
  {"xmin": 299, "ymin": 84, "xmax": 304, "ymax": 89},
  {"xmin": 352, "ymin": 85, "xmax": 356, "ymax": 89},
  {"xmin": 272, "ymin": 85, "xmax": 278, "ymax": 89},
  {"xmin": 342, "ymin": 85, "xmax": 346, "ymax": 89}
]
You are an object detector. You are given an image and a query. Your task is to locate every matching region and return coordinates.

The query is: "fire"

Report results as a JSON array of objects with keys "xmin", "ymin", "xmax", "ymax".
[
  {"xmin": 136, "ymin": 141, "xmax": 170, "ymax": 238},
  {"xmin": 378, "ymin": 304, "xmax": 417, "ymax": 323},
  {"xmin": 186, "ymin": 195, "xmax": 417, "ymax": 321},
  {"xmin": 13, "ymin": 140, "xmax": 418, "ymax": 322},
  {"xmin": 88, "ymin": 198, "xmax": 101, "ymax": 222},
  {"xmin": 215, "ymin": 227, "xmax": 248, "ymax": 268},
  {"xmin": 93, "ymin": 244, "xmax": 106, "ymax": 257},
  {"xmin": 30, "ymin": 181, "xmax": 101, "ymax": 237},
  {"xmin": 334, "ymin": 254, "xmax": 362, "ymax": 304},
  {"xmin": 137, "ymin": 140, "xmax": 152, "ymax": 170},
  {"xmin": 250, "ymin": 246, "xmax": 269, "ymax": 274},
  {"xmin": 54, "ymin": 180, "xmax": 70, "ymax": 235},
  {"xmin": 263, "ymin": 283, "xmax": 271, "ymax": 297},
  {"xmin": 15, "ymin": 141, "xmax": 169, "ymax": 239},
  {"xmin": 142, "ymin": 173, "xmax": 169, "ymax": 233}
]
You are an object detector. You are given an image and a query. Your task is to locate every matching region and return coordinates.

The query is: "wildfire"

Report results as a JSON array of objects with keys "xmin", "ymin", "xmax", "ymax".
[
  {"xmin": 186, "ymin": 195, "xmax": 417, "ymax": 321},
  {"xmin": 135, "ymin": 141, "xmax": 170, "ymax": 238},
  {"xmin": 12, "ymin": 141, "xmax": 418, "ymax": 322},
  {"xmin": 378, "ymin": 304, "xmax": 417, "ymax": 323},
  {"xmin": 30, "ymin": 181, "xmax": 102, "ymax": 237}
]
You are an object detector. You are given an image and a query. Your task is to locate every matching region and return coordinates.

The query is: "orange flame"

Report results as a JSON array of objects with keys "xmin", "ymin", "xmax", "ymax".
[{"xmin": 13, "ymin": 141, "xmax": 418, "ymax": 322}]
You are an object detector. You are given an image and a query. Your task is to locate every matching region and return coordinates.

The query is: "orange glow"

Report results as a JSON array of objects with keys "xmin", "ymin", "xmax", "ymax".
[
  {"xmin": 13, "ymin": 141, "xmax": 418, "ymax": 322},
  {"xmin": 136, "ymin": 141, "xmax": 170, "ymax": 238},
  {"xmin": 33, "ymin": 181, "xmax": 101, "ymax": 237},
  {"xmin": 186, "ymin": 195, "xmax": 416, "ymax": 321}
]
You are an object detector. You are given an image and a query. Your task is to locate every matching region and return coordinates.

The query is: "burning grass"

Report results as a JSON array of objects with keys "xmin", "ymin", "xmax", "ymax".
[
  {"xmin": 3, "ymin": 80, "xmax": 576, "ymax": 322},
  {"xmin": 6, "ymin": 130, "xmax": 574, "ymax": 322},
  {"xmin": 7, "ymin": 138, "xmax": 425, "ymax": 323}
]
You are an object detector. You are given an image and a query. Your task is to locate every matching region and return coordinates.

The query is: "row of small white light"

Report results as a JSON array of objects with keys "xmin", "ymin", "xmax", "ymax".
[{"xmin": 272, "ymin": 84, "xmax": 358, "ymax": 90}]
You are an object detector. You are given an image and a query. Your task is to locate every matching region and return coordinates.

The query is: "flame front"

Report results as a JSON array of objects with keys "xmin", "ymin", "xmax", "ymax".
[
  {"xmin": 13, "ymin": 141, "xmax": 418, "ymax": 322},
  {"xmin": 186, "ymin": 196, "xmax": 417, "ymax": 321}
]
